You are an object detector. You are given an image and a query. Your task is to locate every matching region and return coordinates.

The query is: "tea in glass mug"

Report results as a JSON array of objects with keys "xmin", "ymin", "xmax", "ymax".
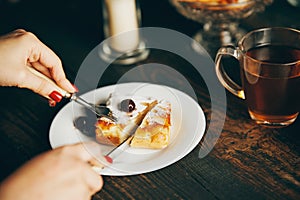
[{"xmin": 215, "ymin": 27, "xmax": 300, "ymax": 127}]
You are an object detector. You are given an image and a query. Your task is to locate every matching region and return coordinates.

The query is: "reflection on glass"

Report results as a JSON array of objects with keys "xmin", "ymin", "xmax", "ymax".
[{"xmin": 169, "ymin": 0, "xmax": 273, "ymax": 56}]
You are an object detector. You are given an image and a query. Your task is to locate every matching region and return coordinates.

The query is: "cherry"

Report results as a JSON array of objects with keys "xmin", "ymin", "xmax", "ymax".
[
  {"xmin": 119, "ymin": 99, "xmax": 135, "ymax": 112},
  {"xmin": 73, "ymin": 116, "xmax": 96, "ymax": 137}
]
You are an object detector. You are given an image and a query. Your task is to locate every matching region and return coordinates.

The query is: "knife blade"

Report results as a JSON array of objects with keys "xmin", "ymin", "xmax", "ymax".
[
  {"xmin": 105, "ymin": 135, "xmax": 133, "ymax": 160},
  {"xmin": 104, "ymin": 100, "xmax": 158, "ymax": 160}
]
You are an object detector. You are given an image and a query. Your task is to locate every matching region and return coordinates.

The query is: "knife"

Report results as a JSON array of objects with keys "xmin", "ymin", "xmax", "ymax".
[
  {"xmin": 104, "ymin": 100, "xmax": 158, "ymax": 160},
  {"xmin": 86, "ymin": 129, "xmax": 135, "ymax": 174},
  {"xmin": 105, "ymin": 135, "xmax": 133, "ymax": 160}
]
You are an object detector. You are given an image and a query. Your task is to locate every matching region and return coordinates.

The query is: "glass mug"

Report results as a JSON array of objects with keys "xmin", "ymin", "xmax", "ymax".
[{"xmin": 215, "ymin": 27, "xmax": 300, "ymax": 127}]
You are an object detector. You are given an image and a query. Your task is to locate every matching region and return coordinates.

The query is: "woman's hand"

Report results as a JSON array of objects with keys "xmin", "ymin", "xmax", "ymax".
[
  {"xmin": 0, "ymin": 142, "xmax": 111, "ymax": 200},
  {"xmin": 0, "ymin": 29, "xmax": 76, "ymax": 105}
]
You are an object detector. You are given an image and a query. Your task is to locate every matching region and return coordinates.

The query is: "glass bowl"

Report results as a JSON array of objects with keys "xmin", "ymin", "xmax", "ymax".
[{"xmin": 169, "ymin": 0, "xmax": 273, "ymax": 55}]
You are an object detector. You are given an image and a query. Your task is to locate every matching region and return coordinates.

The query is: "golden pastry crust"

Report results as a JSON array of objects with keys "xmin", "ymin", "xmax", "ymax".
[
  {"xmin": 131, "ymin": 100, "xmax": 171, "ymax": 149},
  {"xmin": 95, "ymin": 98, "xmax": 158, "ymax": 146},
  {"xmin": 95, "ymin": 117, "xmax": 126, "ymax": 145},
  {"xmin": 94, "ymin": 96, "xmax": 171, "ymax": 149}
]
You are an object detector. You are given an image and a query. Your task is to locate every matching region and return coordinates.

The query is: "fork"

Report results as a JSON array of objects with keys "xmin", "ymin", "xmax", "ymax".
[
  {"xmin": 70, "ymin": 93, "xmax": 116, "ymax": 121},
  {"xmin": 27, "ymin": 66, "xmax": 116, "ymax": 121}
]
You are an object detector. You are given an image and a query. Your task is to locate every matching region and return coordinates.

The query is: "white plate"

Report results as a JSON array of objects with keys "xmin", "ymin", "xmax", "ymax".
[{"xmin": 49, "ymin": 82, "xmax": 206, "ymax": 176}]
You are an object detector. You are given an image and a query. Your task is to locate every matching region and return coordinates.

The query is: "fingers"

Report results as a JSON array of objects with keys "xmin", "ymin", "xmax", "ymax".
[
  {"xmin": 56, "ymin": 142, "xmax": 113, "ymax": 173},
  {"xmin": 0, "ymin": 29, "xmax": 75, "ymax": 103},
  {"xmin": 54, "ymin": 142, "xmax": 110, "ymax": 194},
  {"xmin": 71, "ymin": 142, "xmax": 108, "ymax": 192},
  {"xmin": 14, "ymin": 30, "xmax": 76, "ymax": 97},
  {"xmin": 48, "ymin": 99, "xmax": 57, "ymax": 107},
  {"xmin": 27, "ymin": 35, "xmax": 76, "ymax": 93},
  {"xmin": 65, "ymin": 142, "xmax": 113, "ymax": 167},
  {"xmin": 0, "ymin": 29, "xmax": 26, "ymax": 39},
  {"xmin": 20, "ymin": 68, "xmax": 64, "ymax": 100},
  {"xmin": 30, "ymin": 61, "xmax": 52, "ymax": 77},
  {"xmin": 82, "ymin": 164, "xmax": 104, "ymax": 193}
]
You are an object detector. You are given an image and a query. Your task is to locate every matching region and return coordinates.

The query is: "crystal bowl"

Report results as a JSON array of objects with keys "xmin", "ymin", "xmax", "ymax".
[{"xmin": 169, "ymin": 0, "xmax": 273, "ymax": 55}]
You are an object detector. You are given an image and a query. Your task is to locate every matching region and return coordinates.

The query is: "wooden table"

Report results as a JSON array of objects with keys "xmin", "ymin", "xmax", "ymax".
[{"xmin": 0, "ymin": 0, "xmax": 299, "ymax": 199}]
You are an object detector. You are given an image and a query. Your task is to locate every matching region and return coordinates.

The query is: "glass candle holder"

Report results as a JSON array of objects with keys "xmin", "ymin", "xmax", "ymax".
[{"xmin": 99, "ymin": 0, "xmax": 149, "ymax": 65}]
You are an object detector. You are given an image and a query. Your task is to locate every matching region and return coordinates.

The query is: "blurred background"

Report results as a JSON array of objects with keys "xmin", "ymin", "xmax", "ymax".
[{"xmin": 1, "ymin": 0, "xmax": 299, "ymax": 71}]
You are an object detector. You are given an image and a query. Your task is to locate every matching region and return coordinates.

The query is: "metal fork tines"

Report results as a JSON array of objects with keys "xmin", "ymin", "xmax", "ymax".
[{"xmin": 70, "ymin": 94, "xmax": 117, "ymax": 121}]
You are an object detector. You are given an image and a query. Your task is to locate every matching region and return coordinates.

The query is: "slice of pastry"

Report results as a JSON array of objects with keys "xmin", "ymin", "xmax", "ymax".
[
  {"xmin": 130, "ymin": 100, "xmax": 171, "ymax": 149},
  {"xmin": 95, "ymin": 95, "xmax": 157, "ymax": 146}
]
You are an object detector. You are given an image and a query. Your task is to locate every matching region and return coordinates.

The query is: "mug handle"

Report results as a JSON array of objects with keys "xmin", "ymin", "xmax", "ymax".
[{"xmin": 215, "ymin": 46, "xmax": 245, "ymax": 99}]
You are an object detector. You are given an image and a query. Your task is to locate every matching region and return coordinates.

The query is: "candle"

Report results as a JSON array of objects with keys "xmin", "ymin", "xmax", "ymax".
[{"xmin": 105, "ymin": 0, "xmax": 140, "ymax": 52}]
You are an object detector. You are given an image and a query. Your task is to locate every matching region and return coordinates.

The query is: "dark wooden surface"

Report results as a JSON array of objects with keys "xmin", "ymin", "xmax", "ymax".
[{"xmin": 0, "ymin": 0, "xmax": 300, "ymax": 199}]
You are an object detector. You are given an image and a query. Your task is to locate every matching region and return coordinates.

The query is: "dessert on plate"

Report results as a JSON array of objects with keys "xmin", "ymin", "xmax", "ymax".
[
  {"xmin": 131, "ymin": 100, "xmax": 171, "ymax": 149},
  {"xmin": 95, "ymin": 95, "xmax": 171, "ymax": 149}
]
